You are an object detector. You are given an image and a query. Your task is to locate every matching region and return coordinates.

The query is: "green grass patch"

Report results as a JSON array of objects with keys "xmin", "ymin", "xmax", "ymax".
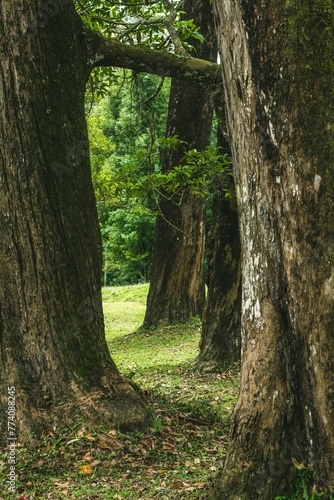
[
  {"xmin": 0, "ymin": 284, "xmax": 239, "ymax": 499},
  {"xmin": 102, "ymin": 284, "xmax": 148, "ymax": 338},
  {"xmin": 102, "ymin": 283, "xmax": 149, "ymax": 305}
]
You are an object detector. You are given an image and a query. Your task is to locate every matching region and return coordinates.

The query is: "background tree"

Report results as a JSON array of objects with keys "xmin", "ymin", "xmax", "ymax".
[
  {"xmin": 213, "ymin": 0, "xmax": 334, "ymax": 497},
  {"xmin": 197, "ymin": 123, "xmax": 241, "ymax": 371},
  {"xmin": 0, "ymin": 0, "xmax": 220, "ymax": 442},
  {"xmin": 143, "ymin": 0, "xmax": 217, "ymax": 327}
]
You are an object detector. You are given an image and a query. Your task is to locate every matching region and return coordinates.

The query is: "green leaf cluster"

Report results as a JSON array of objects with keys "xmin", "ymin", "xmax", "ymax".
[
  {"xmin": 151, "ymin": 140, "xmax": 232, "ymax": 197},
  {"xmin": 75, "ymin": 0, "xmax": 205, "ymax": 52}
]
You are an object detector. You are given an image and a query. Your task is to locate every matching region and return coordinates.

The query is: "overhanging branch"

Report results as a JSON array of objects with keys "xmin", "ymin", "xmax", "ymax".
[{"xmin": 85, "ymin": 29, "xmax": 222, "ymax": 88}]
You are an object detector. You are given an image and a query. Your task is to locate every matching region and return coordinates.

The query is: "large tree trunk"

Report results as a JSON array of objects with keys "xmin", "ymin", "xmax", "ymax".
[
  {"xmin": 213, "ymin": 0, "xmax": 334, "ymax": 497},
  {"xmin": 197, "ymin": 120, "xmax": 241, "ymax": 371},
  {"xmin": 0, "ymin": 0, "xmax": 148, "ymax": 444},
  {"xmin": 143, "ymin": 0, "xmax": 216, "ymax": 327}
]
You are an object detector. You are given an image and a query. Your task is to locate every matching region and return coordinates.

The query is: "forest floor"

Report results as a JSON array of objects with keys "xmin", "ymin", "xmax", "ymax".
[{"xmin": 0, "ymin": 284, "xmax": 239, "ymax": 499}]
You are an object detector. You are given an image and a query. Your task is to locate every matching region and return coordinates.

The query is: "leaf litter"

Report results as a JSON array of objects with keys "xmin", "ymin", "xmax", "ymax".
[
  {"xmin": 0, "ymin": 364, "xmax": 238, "ymax": 499},
  {"xmin": 0, "ymin": 289, "xmax": 239, "ymax": 499}
]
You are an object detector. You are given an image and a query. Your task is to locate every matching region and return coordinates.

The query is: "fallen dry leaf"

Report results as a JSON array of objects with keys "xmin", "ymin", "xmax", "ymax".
[
  {"xmin": 78, "ymin": 464, "xmax": 94, "ymax": 475},
  {"xmin": 194, "ymin": 482, "xmax": 207, "ymax": 488},
  {"xmin": 97, "ymin": 432, "xmax": 124, "ymax": 451},
  {"xmin": 162, "ymin": 442, "xmax": 176, "ymax": 451},
  {"xmin": 138, "ymin": 443, "xmax": 147, "ymax": 456},
  {"xmin": 66, "ymin": 438, "xmax": 80, "ymax": 445},
  {"xmin": 89, "ymin": 459, "xmax": 102, "ymax": 467},
  {"xmin": 170, "ymin": 481, "xmax": 185, "ymax": 489}
]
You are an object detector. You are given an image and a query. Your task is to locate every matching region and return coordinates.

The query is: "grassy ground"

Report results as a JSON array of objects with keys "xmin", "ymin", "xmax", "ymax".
[{"xmin": 0, "ymin": 284, "xmax": 239, "ymax": 499}]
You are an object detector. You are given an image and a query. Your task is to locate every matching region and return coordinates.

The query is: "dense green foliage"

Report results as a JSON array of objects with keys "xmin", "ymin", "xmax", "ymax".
[
  {"xmin": 87, "ymin": 71, "xmax": 169, "ymax": 284},
  {"xmin": 87, "ymin": 71, "xmax": 231, "ymax": 285}
]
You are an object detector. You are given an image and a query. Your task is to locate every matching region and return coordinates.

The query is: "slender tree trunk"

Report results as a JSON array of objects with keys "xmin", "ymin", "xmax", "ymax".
[
  {"xmin": 0, "ymin": 0, "xmax": 148, "ymax": 444},
  {"xmin": 197, "ymin": 120, "xmax": 241, "ymax": 371},
  {"xmin": 197, "ymin": 175, "xmax": 241, "ymax": 371},
  {"xmin": 213, "ymin": 0, "xmax": 334, "ymax": 497},
  {"xmin": 143, "ymin": 0, "xmax": 216, "ymax": 327}
]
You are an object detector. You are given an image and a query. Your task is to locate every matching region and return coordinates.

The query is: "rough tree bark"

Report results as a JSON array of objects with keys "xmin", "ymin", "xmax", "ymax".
[
  {"xmin": 0, "ymin": 0, "xmax": 144, "ymax": 444},
  {"xmin": 0, "ymin": 0, "xmax": 221, "ymax": 444},
  {"xmin": 143, "ymin": 0, "xmax": 217, "ymax": 327},
  {"xmin": 213, "ymin": 0, "xmax": 334, "ymax": 497},
  {"xmin": 197, "ymin": 124, "xmax": 241, "ymax": 371}
]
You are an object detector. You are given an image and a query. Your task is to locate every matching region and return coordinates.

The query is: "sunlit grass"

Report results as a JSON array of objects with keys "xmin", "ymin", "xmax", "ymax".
[
  {"xmin": 102, "ymin": 284, "xmax": 148, "ymax": 338},
  {"xmin": 0, "ymin": 284, "xmax": 239, "ymax": 499},
  {"xmin": 103, "ymin": 283, "xmax": 202, "ymax": 373}
]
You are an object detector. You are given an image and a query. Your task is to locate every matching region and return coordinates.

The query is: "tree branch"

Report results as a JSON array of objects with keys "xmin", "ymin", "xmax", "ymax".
[{"xmin": 84, "ymin": 29, "xmax": 222, "ymax": 88}]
